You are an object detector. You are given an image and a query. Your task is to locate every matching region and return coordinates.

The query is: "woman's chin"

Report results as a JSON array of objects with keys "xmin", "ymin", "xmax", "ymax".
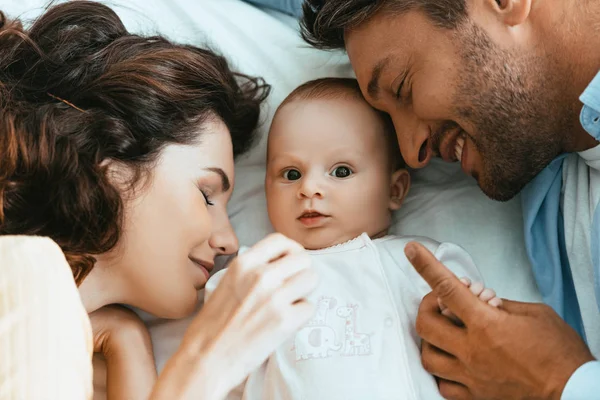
[{"xmin": 149, "ymin": 290, "xmax": 201, "ymax": 319}]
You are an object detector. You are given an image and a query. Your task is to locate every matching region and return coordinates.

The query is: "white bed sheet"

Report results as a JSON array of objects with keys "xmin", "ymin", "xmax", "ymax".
[{"xmin": 2, "ymin": 1, "xmax": 541, "ymax": 397}]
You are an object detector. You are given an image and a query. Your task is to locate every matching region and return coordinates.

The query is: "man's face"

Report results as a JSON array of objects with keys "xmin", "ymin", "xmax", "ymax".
[{"xmin": 346, "ymin": 9, "xmax": 574, "ymax": 201}]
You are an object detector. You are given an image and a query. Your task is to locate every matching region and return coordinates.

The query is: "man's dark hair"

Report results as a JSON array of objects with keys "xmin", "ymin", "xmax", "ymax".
[{"xmin": 301, "ymin": 0, "xmax": 468, "ymax": 49}]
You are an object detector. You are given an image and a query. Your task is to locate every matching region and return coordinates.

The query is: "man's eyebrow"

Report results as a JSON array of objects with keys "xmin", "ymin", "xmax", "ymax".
[
  {"xmin": 204, "ymin": 167, "xmax": 230, "ymax": 192},
  {"xmin": 368, "ymin": 57, "xmax": 392, "ymax": 100}
]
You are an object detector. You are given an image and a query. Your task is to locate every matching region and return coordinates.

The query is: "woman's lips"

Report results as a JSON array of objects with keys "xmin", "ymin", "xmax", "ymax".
[{"xmin": 189, "ymin": 257, "xmax": 213, "ymax": 281}]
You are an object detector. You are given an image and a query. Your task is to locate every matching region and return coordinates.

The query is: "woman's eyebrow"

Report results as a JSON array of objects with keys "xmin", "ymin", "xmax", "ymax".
[{"xmin": 204, "ymin": 167, "xmax": 230, "ymax": 192}]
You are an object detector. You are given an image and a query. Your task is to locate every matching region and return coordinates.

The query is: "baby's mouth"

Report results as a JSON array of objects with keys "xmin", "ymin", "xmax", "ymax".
[
  {"xmin": 297, "ymin": 211, "xmax": 331, "ymax": 227},
  {"xmin": 299, "ymin": 211, "xmax": 326, "ymax": 219}
]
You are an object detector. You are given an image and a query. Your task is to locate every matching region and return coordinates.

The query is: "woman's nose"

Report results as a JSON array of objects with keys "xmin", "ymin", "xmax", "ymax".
[{"xmin": 209, "ymin": 220, "xmax": 239, "ymax": 256}]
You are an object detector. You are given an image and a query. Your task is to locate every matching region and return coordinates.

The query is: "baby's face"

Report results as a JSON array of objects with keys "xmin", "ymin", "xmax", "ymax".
[{"xmin": 266, "ymin": 98, "xmax": 408, "ymax": 250}]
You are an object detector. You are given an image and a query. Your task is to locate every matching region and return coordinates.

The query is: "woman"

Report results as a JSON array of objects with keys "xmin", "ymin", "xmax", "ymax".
[{"xmin": 0, "ymin": 2, "xmax": 317, "ymax": 399}]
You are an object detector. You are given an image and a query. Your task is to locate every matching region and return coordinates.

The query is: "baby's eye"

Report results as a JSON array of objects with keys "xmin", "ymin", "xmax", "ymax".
[
  {"xmin": 283, "ymin": 169, "xmax": 302, "ymax": 181},
  {"xmin": 331, "ymin": 166, "xmax": 352, "ymax": 178}
]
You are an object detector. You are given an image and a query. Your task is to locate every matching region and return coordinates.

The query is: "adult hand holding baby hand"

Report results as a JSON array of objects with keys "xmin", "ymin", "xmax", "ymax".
[
  {"xmin": 152, "ymin": 233, "xmax": 318, "ymax": 400},
  {"xmin": 404, "ymin": 242, "xmax": 594, "ymax": 400}
]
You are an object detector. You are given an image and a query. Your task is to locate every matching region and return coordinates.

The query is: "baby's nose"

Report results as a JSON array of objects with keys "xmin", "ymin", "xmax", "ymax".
[{"xmin": 298, "ymin": 176, "xmax": 324, "ymax": 199}]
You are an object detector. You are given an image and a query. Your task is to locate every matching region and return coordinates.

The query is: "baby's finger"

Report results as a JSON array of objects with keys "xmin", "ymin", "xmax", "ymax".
[
  {"xmin": 406, "ymin": 242, "xmax": 485, "ymax": 326},
  {"xmin": 459, "ymin": 277, "xmax": 471, "ymax": 287},
  {"xmin": 479, "ymin": 288, "xmax": 496, "ymax": 303},
  {"xmin": 469, "ymin": 282, "xmax": 484, "ymax": 297},
  {"xmin": 488, "ymin": 297, "xmax": 504, "ymax": 308}
]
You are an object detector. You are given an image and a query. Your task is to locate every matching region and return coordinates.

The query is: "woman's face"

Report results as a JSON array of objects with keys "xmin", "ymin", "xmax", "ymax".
[{"xmin": 105, "ymin": 118, "xmax": 238, "ymax": 318}]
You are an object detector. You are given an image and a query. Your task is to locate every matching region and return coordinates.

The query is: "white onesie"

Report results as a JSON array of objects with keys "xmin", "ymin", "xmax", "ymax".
[{"xmin": 206, "ymin": 233, "xmax": 483, "ymax": 400}]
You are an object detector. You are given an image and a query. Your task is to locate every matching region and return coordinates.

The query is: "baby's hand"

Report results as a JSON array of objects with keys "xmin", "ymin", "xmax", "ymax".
[{"xmin": 438, "ymin": 277, "xmax": 503, "ymax": 325}]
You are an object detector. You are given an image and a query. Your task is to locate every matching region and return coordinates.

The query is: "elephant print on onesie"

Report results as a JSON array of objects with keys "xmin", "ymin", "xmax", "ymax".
[
  {"xmin": 295, "ymin": 297, "xmax": 341, "ymax": 361},
  {"xmin": 294, "ymin": 325, "xmax": 342, "ymax": 361},
  {"xmin": 294, "ymin": 298, "xmax": 372, "ymax": 361}
]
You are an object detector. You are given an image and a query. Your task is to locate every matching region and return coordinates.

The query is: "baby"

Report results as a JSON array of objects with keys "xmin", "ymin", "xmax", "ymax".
[{"xmin": 208, "ymin": 78, "xmax": 500, "ymax": 400}]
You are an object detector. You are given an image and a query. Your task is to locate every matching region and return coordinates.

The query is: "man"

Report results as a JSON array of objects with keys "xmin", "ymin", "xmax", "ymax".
[{"xmin": 299, "ymin": 1, "xmax": 600, "ymax": 399}]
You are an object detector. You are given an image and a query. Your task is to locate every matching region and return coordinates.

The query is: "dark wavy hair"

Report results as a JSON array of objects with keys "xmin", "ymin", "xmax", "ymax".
[
  {"xmin": 300, "ymin": 0, "xmax": 467, "ymax": 49},
  {"xmin": 0, "ymin": 1, "xmax": 270, "ymax": 284}
]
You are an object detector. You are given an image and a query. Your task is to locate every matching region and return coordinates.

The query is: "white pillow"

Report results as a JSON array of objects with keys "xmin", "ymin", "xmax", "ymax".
[
  {"xmin": 114, "ymin": 0, "xmax": 542, "ymax": 376},
  {"xmin": 3, "ymin": 1, "xmax": 541, "ymax": 396}
]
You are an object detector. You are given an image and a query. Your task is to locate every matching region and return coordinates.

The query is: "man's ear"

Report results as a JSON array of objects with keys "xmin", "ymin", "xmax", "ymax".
[
  {"xmin": 389, "ymin": 169, "xmax": 410, "ymax": 211},
  {"xmin": 480, "ymin": 0, "xmax": 532, "ymax": 27}
]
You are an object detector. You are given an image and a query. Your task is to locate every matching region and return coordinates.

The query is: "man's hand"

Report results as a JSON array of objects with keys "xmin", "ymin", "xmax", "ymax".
[{"xmin": 405, "ymin": 242, "xmax": 595, "ymax": 400}]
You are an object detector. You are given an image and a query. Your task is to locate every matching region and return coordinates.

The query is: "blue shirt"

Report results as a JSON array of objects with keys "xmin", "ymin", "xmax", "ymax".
[
  {"xmin": 243, "ymin": 0, "xmax": 302, "ymax": 17},
  {"xmin": 522, "ymin": 70, "xmax": 600, "ymax": 399}
]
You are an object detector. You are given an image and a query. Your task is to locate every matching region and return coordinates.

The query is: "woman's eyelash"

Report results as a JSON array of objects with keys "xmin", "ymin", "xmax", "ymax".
[{"xmin": 201, "ymin": 190, "xmax": 214, "ymax": 206}]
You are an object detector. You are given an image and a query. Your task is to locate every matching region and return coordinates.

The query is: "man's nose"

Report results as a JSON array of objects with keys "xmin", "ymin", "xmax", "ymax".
[{"xmin": 392, "ymin": 114, "xmax": 432, "ymax": 169}]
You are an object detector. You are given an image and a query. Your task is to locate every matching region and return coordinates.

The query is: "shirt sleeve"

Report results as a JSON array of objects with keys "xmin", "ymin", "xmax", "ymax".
[
  {"xmin": 243, "ymin": 0, "xmax": 303, "ymax": 17},
  {"xmin": 561, "ymin": 361, "xmax": 600, "ymax": 400},
  {"xmin": 433, "ymin": 242, "xmax": 484, "ymax": 284}
]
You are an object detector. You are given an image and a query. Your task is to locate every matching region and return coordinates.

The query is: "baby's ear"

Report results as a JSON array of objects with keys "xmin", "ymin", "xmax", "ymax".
[{"xmin": 389, "ymin": 169, "xmax": 410, "ymax": 211}]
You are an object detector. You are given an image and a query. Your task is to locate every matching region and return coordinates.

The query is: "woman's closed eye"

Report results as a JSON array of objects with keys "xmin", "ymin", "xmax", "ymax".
[{"xmin": 201, "ymin": 190, "xmax": 214, "ymax": 206}]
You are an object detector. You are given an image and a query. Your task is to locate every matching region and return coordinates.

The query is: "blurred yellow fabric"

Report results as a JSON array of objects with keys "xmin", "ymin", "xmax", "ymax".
[{"xmin": 0, "ymin": 236, "xmax": 93, "ymax": 400}]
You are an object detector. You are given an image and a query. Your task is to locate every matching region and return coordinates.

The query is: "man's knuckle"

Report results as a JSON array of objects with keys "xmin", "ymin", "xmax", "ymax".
[
  {"xmin": 438, "ymin": 382, "xmax": 468, "ymax": 400},
  {"xmin": 421, "ymin": 354, "xmax": 434, "ymax": 373},
  {"xmin": 436, "ymin": 277, "xmax": 458, "ymax": 299},
  {"xmin": 415, "ymin": 314, "xmax": 426, "ymax": 336},
  {"xmin": 438, "ymin": 387, "xmax": 457, "ymax": 400}
]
